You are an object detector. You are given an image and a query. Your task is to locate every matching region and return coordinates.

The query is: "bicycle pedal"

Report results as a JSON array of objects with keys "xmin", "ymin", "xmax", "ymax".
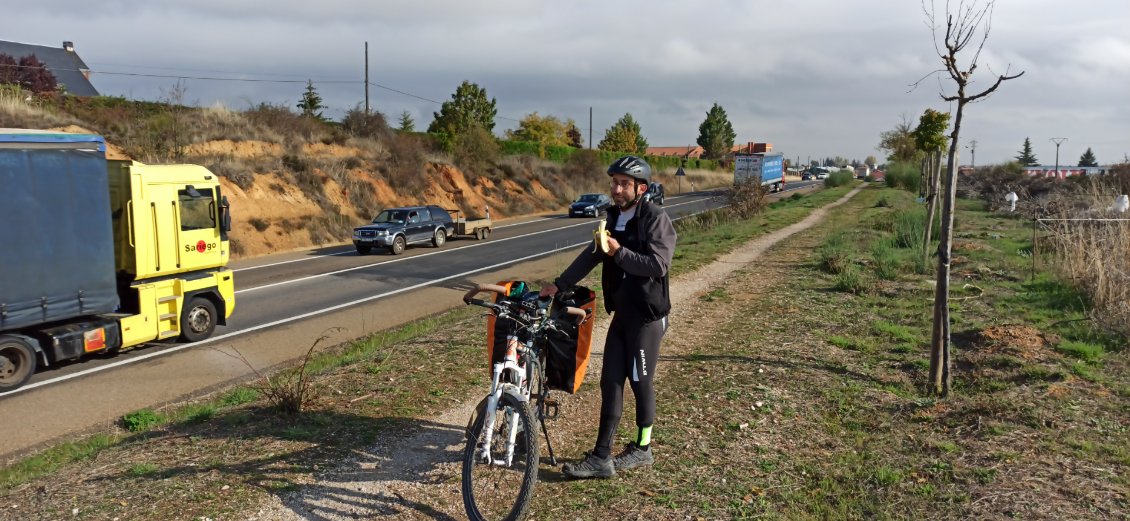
[{"xmin": 544, "ymin": 399, "xmax": 560, "ymax": 420}]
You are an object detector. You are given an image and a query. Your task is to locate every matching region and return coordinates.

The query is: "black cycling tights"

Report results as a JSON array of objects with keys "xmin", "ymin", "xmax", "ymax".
[{"xmin": 592, "ymin": 314, "xmax": 667, "ymax": 458}]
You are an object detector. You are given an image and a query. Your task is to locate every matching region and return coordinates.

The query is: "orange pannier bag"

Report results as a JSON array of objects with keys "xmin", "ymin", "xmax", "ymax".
[{"xmin": 544, "ymin": 286, "xmax": 596, "ymax": 394}]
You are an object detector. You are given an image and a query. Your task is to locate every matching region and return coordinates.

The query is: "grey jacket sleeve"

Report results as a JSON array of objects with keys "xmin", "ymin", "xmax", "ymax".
[
  {"xmin": 554, "ymin": 243, "xmax": 602, "ymax": 290},
  {"xmin": 613, "ymin": 211, "xmax": 676, "ymax": 277}
]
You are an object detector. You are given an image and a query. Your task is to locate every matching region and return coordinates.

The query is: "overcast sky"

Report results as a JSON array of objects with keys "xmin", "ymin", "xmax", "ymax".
[{"xmin": 8, "ymin": 0, "xmax": 1129, "ymax": 166}]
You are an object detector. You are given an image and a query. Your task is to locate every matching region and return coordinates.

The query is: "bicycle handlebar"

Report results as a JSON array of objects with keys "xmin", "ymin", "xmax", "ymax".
[
  {"xmin": 462, "ymin": 283, "xmax": 589, "ymax": 325},
  {"xmin": 463, "ymin": 283, "xmax": 509, "ymax": 304}
]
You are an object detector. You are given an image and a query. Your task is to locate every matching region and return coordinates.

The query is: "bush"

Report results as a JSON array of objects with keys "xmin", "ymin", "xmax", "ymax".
[
  {"xmin": 871, "ymin": 238, "xmax": 901, "ymax": 280},
  {"xmin": 824, "ymin": 170, "xmax": 855, "ymax": 187},
  {"xmin": 121, "ymin": 409, "xmax": 165, "ymax": 432},
  {"xmin": 892, "ymin": 206, "xmax": 926, "ymax": 250},
  {"xmin": 818, "ymin": 232, "xmax": 853, "ymax": 274},
  {"xmin": 834, "ymin": 265, "xmax": 870, "ymax": 294},
  {"xmin": 454, "ymin": 124, "xmax": 499, "ymax": 176},
  {"xmin": 728, "ymin": 179, "xmax": 768, "ymax": 219},
  {"xmin": 341, "ymin": 105, "xmax": 390, "ymax": 140},
  {"xmin": 884, "ymin": 161, "xmax": 922, "ymax": 193}
]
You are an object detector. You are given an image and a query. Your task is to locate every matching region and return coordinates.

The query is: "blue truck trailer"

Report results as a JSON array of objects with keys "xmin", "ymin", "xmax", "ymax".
[{"xmin": 734, "ymin": 152, "xmax": 785, "ymax": 192}]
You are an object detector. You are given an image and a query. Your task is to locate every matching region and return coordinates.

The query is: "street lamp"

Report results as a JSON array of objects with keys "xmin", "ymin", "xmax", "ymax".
[{"xmin": 1050, "ymin": 137, "xmax": 1067, "ymax": 179}]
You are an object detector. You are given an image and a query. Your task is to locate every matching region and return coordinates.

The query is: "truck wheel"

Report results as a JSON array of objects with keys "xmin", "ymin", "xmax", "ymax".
[
  {"xmin": 432, "ymin": 229, "xmax": 446, "ymax": 247},
  {"xmin": 390, "ymin": 235, "xmax": 406, "ymax": 255},
  {"xmin": 356, "ymin": 245, "xmax": 372, "ymax": 255},
  {"xmin": 482, "ymin": 228, "xmax": 491, "ymax": 239},
  {"xmin": 0, "ymin": 336, "xmax": 37, "ymax": 392},
  {"xmin": 180, "ymin": 297, "xmax": 218, "ymax": 342}
]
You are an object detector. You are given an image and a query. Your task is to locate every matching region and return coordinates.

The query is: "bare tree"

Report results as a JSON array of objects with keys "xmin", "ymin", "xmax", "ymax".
[{"xmin": 918, "ymin": 0, "xmax": 1024, "ymax": 396}]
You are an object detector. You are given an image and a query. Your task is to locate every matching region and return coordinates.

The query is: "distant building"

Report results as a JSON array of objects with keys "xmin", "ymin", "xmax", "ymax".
[
  {"xmin": 0, "ymin": 40, "xmax": 99, "ymax": 96},
  {"xmin": 732, "ymin": 141, "xmax": 772, "ymax": 154},
  {"xmin": 646, "ymin": 145, "xmax": 704, "ymax": 159},
  {"xmin": 1022, "ymin": 165, "xmax": 1109, "ymax": 180}
]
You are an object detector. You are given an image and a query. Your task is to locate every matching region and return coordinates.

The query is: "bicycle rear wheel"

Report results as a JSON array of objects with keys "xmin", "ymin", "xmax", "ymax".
[{"xmin": 462, "ymin": 392, "xmax": 540, "ymax": 521}]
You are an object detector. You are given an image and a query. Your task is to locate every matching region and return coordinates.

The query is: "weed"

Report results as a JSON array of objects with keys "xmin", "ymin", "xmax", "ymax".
[
  {"xmin": 818, "ymin": 232, "xmax": 853, "ymax": 274},
  {"xmin": 834, "ymin": 265, "xmax": 871, "ymax": 294},
  {"xmin": 1055, "ymin": 340, "xmax": 1104, "ymax": 362},
  {"xmin": 121, "ymin": 409, "xmax": 165, "ymax": 432},
  {"xmin": 127, "ymin": 462, "xmax": 159, "ymax": 477}
]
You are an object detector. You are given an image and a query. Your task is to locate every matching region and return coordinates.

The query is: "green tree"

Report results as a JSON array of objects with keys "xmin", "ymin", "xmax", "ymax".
[
  {"xmin": 598, "ymin": 113, "xmax": 648, "ymax": 154},
  {"xmin": 912, "ymin": 108, "xmax": 952, "ymax": 264},
  {"xmin": 397, "ymin": 110, "xmax": 415, "ymax": 132},
  {"xmin": 454, "ymin": 123, "xmax": 499, "ymax": 175},
  {"xmin": 1015, "ymin": 137, "xmax": 1039, "ymax": 166},
  {"xmin": 297, "ymin": 80, "xmax": 326, "ymax": 120},
  {"xmin": 566, "ymin": 122, "xmax": 583, "ymax": 148},
  {"xmin": 878, "ymin": 115, "xmax": 921, "ymax": 163},
  {"xmin": 505, "ymin": 112, "xmax": 570, "ymax": 147},
  {"xmin": 695, "ymin": 103, "xmax": 737, "ymax": 160},
  {"xmin": 427, "ymin": 80, "xmax": 498, "ymax": 142},
  {"xmin": 1078, "ymin": 147, "xmax": 1098, "ymax": 167},
  {"xmin": 865, "ymin": 155, "xmax": 878, "ymax": 167}
]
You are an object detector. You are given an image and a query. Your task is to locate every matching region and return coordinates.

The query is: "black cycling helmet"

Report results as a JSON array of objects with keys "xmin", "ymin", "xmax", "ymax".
[{"xmin": 607, "ymin": 155, "xmax": 652, "ymax": 184}]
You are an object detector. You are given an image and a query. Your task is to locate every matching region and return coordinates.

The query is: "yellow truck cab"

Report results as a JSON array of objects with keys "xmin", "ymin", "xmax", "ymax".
[{"xmin": 0, "ymin": 130, "xmax": 235, "ymax": 393}]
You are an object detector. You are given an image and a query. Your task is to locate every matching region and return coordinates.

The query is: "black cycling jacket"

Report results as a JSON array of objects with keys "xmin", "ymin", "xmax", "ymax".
[{"xmin": 555, "ymin": 200, "xmax": 676, "ymax": 323}]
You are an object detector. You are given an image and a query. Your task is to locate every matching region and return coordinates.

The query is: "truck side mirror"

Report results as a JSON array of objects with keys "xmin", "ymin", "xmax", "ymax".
[{"xmin": 220, "ymin": 196, "xmax": 232, "ymax": 235}]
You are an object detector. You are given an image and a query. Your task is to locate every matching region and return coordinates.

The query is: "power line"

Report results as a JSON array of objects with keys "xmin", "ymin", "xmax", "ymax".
[{"xmin": 3, "ymin": 62, "xmax": 524, "ymax": 123}]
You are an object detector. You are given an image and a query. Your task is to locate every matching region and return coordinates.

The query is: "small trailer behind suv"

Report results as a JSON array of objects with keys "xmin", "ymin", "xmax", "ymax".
[{"xmin": 449, "ymin": 208, "xmax": 493, "ymax": 240}]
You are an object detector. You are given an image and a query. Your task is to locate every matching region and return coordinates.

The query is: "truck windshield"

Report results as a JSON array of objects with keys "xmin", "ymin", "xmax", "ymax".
[{"xmin": 372, "ymin": 210, "xmax": 406, "ymax": 224}]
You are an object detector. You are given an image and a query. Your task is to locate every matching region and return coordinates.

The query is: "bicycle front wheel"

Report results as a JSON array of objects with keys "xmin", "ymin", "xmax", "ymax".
[{"xmin": 462, "ymin": 392, "xmax": 540, "ymax": 521}]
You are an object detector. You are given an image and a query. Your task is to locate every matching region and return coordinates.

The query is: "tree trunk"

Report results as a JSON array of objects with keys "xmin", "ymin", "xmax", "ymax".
[
  {"xmin": 929, "ymin": 102, "xmax": 965, "ymax": 397},
  {"xmin": 923, "ymin": 152, "xmax": 938, "ymax": 264}
]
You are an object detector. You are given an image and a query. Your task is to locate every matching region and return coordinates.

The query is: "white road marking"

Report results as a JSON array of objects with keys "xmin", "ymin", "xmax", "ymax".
[{"xmin": 234, "ymin": 197, "xmax": 707, "ymax": 294}]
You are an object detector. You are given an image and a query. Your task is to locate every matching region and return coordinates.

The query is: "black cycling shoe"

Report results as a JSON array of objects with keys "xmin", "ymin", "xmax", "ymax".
[
  {"xmin": 562, "ymin": 453, "xmax": 615, "ymax": 479},
  {"xmin": 613, "ymin": 442, "xmax": 654, "ymax": 471}
]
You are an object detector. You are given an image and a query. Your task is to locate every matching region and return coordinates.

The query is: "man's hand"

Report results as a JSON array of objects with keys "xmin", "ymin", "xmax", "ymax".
[
  {"xmin": 540, "ymin": 284, "xmax": 559, "ymax": 298},
  {"xmin": 605, "ymin": 237, "xmax": 621, "ymax": 256}
]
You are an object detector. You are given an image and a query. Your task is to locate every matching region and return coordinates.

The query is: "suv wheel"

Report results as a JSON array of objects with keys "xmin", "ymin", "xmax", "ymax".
[
  {"xmin": 390, "ymin": 235, "xmax": 406, "ymax": 255},
  {"xmin": 432, "ymin": 229, "xmax": 446, "ymax": 247}
]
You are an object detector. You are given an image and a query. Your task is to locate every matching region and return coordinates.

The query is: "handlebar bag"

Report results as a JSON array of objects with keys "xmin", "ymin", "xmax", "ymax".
[
  {"xmin": 545, "ymin": 286, "xmax": 596, "ymax": 393},
  {"xmin": 485, "ymin": 280, "xmax": 529, "ymax": 369}
]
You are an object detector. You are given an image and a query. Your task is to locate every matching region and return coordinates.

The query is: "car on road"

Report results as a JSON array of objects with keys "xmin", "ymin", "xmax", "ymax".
[
  {"xmin": 801, "ymin": 172, "xmax": 814, "ymax": 180},
  {"xmin": 569, "ymin": 193, "xmax": 612, "ymax": 217},
  {"xmin": 353, "ymin": 205, "xmax": 454, "ymax": 255},
  {"xmin": 642, "ymin": 182, "xmax": 665, "ymax": 205}
]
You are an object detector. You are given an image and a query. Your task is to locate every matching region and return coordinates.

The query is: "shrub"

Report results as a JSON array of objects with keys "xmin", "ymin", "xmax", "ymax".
[
  {"xmin": 248, "ymin": 217, "xmax": 270, "ymax": 232},
  {"xmin": 818, "ymin": 232, "xmax": 853, "ymax": 274},
  {"xmin": 892, "ymin": 206, "xmax": 927, "ymax": 250},
  {"xmin": 341, "ymin": 105, "xmax": 390, "ymax": 140},
  {"xmin": 728, "ymin": 179, "xmax": 768, "ymax": 219},
  {"xmin": 884, "ymin": 161, "xmax": 922, "ymax": 193},
  {"xmin": 871, "ymin": 238, "xmax": 901, "ymax": 280},
  {"xmin": 824, "ymin": 170, "xmax": 855, "ymax": 187},
  {"xmin": 834, "ymin": 265, "xmax": 870, "ymax": 294},
  {"xmin": 453, "ymin": 123, "xmax": 500, "ymax": 176},
  {"xmin": 121, "ymin": 409, "xmax": 165, "ymax": 432}
]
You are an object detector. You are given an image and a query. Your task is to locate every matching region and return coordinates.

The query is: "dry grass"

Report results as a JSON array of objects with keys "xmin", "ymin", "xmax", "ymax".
[{"xmin": 1041, "ymin": 184, "xmax": 1130, "ymax": 336}]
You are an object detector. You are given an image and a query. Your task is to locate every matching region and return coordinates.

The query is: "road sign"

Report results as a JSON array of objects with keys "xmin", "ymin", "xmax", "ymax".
[{"xmin": 675, "ymin": 167, "xmax": 686, "ymax": 176}]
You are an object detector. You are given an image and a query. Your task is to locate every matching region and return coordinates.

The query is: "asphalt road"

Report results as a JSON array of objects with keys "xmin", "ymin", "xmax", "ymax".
[{"xmin": 2, "ymin": 186, "xmax": 801, "ymax": 460}]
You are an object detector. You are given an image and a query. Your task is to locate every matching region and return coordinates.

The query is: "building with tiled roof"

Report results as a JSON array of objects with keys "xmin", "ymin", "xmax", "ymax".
[
  {"xmin": 0, "ymin": 40, "xmax": 99, "ymax": 96},
  {"xmin": 646, "ymin": 145, "xmax": 704, "ymax": 159}
]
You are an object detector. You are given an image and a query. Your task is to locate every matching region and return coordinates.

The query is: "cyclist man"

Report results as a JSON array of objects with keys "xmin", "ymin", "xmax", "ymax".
[{"xmin": 540, "ymin": 155, "xmax": 676, "ymax": 479}]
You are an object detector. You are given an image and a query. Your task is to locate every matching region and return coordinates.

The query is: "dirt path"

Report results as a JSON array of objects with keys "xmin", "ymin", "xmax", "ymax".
[{"xmin": 247, "ymin": 185, "xmax": 865, "ymax": 520}]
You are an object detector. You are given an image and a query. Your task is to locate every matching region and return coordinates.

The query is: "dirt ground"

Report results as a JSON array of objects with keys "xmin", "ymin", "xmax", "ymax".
[{"xmin": 239, "ymin": 187, "xmax": 866, "ymax": 520}]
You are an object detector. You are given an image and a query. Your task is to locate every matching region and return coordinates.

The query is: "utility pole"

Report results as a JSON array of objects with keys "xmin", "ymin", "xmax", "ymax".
[
  {"xmin": 364, "ymin": 42, "xmax": 370, "ymax": 114},
  {"xmin": 966, "ymin": 139, "xmax": 977, "ymax": 168},
  {"xmin": 1050, "ymin": 137, "xmax": 1067, "ymax": 179},
  {"xmin": 588, "ymin": 107, "xmax": 593, "ymax": 149}
]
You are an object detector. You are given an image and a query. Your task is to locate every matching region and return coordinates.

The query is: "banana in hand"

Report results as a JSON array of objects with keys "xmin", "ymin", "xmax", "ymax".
[{"xmin": 592, "ymin": 219, "xmax": 611, "ymax": 254}]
